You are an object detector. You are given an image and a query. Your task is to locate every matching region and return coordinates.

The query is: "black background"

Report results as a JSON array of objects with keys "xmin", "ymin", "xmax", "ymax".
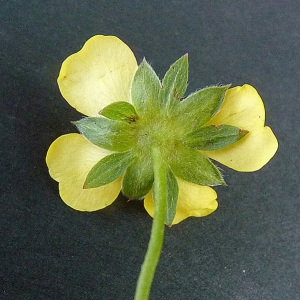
[{"xmin": 1, "ymin": 1, "xmax": 299, "ymax": 299}]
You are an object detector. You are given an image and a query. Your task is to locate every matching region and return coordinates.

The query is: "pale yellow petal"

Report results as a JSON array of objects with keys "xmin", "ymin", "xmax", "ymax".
[
  {"xmin": 57, "ymin": 35, "xmax": 138, "ymax": 116},
  {"xmin": 144, "ymin": 179, "xmax": 218, "ymax": 225},
  {"xmin": 46, "ymin": 133, "xmax": 121, "ymax": 211},
  {"xmin": 207, "ymin": 84, "xmax": 265, "ymax": 130},
  {"xmin": 204, "ymin": 84, "xmax": 278, "ymax": 171},
  {"xmin": 203, "ymin": 126, "xmax": 278, "ymax": 172}
]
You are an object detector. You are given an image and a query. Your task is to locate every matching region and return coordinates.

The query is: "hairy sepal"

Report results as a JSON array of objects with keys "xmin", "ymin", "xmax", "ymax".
[
  {"xmin": 100, "ymin": 101, "xmax": 139, "ymax": 124},
  {"xmin": 165, "ymin": 168, "xmax": 179, "ymax": 226},
  {"xmin": 158, "ymin": 54, "xmax": 188, "ymax": 112},
  {"xmin": 84, "ymin": 151, "xmax": 133, "ymax": 189},
  {"xmin": 131, "ymin": 59, "xmax": 161, "ymax": 116},
  {"xmin": 122, "ymin": 156, "xmax": 154, "ymax": 199},
  {"xmin": 184, "ymin": 125, "xmax": 249, "ymax": 150},
  {"xmin": 167, "ymin": 146, "xmax": 225, "ymax": 186},
  {"xmin": 175, "ymin": 85, "xmax": 231, "ymax": 133},
  {"xmin": 73, "ymin": 116, "xmax": 136, "ymax": 152}
]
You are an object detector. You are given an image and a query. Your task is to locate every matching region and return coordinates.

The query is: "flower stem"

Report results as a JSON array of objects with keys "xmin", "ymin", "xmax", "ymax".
[{"xmin": 134, "ymin": 147, "xmax": 167, "ymax": 300}]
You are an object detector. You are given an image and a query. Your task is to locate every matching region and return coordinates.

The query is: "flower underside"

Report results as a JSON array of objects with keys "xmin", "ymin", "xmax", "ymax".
[
  {"xmin": 46, "ymin": 35, "xmax": 280, "ymax": 300},
  {"xmin": 74, "ymin": 55, "xmax": 248, "ymax": 224},
  {"xmin": 47, "ymin": 35, "xmax": 278, "ymax": 226},
  {"xmin": 45, "ymin": 35, "xmax": 279, "ymax": 300}
]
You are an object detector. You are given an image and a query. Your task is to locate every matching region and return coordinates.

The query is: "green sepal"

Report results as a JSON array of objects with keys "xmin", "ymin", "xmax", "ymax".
[
  {"xmin": 184, "ymin": 125, "xmax": 249, "ymax": 150},
  {"xmin": 131, "ymin": 58, "xmax": 161, "ymax": 116},
  {"xmin": 158, "ymin": 54, "xmax": 188, "ymax": 111},
  {"xmin": 83, "ymin": 151, "xmax": 134, "ymax": 189},
  {"xmin": 122, "ymin": 156, "xmax": 154, "ymax": 199},
  {"xmin": 165, "ymin": 168, "xmax": 179, "ymax": 226},
  {"xmin": 100, "ymin": 101, "xmax": 139, "ymax": 123},
  {"xmin": 73, "ymin": 116, "xmax": 136, "ymax": 152},
  {"xmin": 176, "ymin": 85, "xmax": 230, "ymax": 131},
  {"xmin": 167, "ymin": 146, "xmax": 225, "ymax": 186}
]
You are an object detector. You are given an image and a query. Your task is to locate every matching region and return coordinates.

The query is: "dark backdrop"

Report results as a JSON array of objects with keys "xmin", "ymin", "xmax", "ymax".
[{"xmin": 1, "ymin": 1, "xmax": 299, "ymax": 299}]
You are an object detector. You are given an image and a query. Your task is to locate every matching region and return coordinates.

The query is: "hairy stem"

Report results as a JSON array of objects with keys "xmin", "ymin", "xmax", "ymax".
[{"xmin": 134, "ymin": 147, "xmax": 167, "ymax": 300}]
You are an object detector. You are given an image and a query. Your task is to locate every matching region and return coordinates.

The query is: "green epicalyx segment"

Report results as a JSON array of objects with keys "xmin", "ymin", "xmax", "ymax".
[{"xmin": 74, "ymin": 55, "xmax": 248, "ymax": 224}]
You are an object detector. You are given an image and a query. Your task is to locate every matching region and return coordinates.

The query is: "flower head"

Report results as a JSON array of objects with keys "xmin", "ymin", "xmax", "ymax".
[{"xmin": 46, "ymin": 35, "xmax": 278, "ymax": 225}]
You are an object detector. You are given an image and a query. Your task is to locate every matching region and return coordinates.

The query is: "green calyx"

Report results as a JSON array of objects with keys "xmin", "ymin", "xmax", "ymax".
[{"xmin": 74, "ymin": 55, "xmax": 248, "ymax": 225}]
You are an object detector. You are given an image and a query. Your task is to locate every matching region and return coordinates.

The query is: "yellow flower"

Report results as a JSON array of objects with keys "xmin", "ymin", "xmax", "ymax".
[{"xmin": 46, "ymin": 35, "xmax": 278, "ymax": 225}]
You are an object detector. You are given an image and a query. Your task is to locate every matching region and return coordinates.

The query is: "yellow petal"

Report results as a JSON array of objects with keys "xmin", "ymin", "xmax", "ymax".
[
  {"xmin": 204, "ymin": 84, "xmax": 278, "ymax": 171},
  {"xmin": 57, "ymin": 35, "xmax": 138, "ymax": 116},
  {"xmin": 46, "ymin": 133, "xmax": 121, "ymax": 211},
  {"xmin": 144, "ymin": 179, "xmax": 218, "ymax": 225},
  {"xmin": 203, "ymin": 126, "xmax": 278, "ymax": 172},
  {"xmin": 207, "ymin": 84, "xmax": 265, "ymax": 131}
]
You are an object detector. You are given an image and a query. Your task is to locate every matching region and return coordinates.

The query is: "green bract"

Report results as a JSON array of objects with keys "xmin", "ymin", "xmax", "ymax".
[
  {"xmin": 73, "ymin": 117, "xmax": 136, "ymax": 152},
  {"xmin": 84, "ymin": 151, "xmax": 134, "ymax": 189},
  {"xmin": 158, "ymin": 54, "xmax": 188, "ymax": 111},
  {"xmin": 101, "ymin": 101, "xmax": 138, "ymax": 123},
  {"xmin": 176, "ymin": 85, "xmax": 230, "ymax": 129},
  {"xmin": 122, "ymin": 156, "xmax": 154, "ymax": 199},
  {"xmin": 165, "ymin": 168, "xmax": 179, "ymax": 225},
  {"xmin": 184, "ymin": 125, "xmax": 249, "ymax": 150},
  {"xmin": 74, "ymin": 55, "xmax": 248, "ymax": 225}
]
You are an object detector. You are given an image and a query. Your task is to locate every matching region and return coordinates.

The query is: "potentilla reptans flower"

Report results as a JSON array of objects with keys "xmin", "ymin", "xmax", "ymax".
[{"xmin": 46, "ymin": 35, "xmax": 278, "ymax": 225}]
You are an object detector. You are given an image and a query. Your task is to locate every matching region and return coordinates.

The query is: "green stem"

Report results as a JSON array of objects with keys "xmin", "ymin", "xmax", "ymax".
[{"xmin": 134, "ymin": 147, "xmax": 167, "ymax": 300}]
